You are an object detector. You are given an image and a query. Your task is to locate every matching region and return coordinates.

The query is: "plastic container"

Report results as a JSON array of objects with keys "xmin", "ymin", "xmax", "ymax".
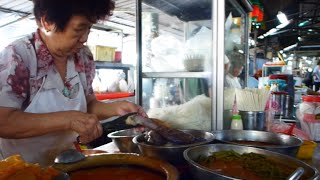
[
  {"xmin": 297, "ymin": 95, "xmax": 320, "ymax": 141},
  {"xmin": 230, "ymin": 114, "xmax": 243, "ymax": 130},
  {"xmin": 300, "ymin": 95, "xmax": 317, "ymax": 114},
  {"xmin": 296, "ymin": 140, "xmax": 317, "ymax": 160}
]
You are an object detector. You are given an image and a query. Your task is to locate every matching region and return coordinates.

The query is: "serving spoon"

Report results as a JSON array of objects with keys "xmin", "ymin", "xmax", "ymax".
[
  {"xmin": 54, "ymin": 149, "xmax": 85, "ymax": 164},
  {"xmin": 287, "ymin": 167, "xmax": 304, "ymax": 180}
]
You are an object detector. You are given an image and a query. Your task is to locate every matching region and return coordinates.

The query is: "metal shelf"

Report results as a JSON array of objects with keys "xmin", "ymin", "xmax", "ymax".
[
  {"xmin": 95, "ymin": 61, "xmax": 134, "ymax": 70},
  {"xmin": 142, "ymin": 71, "xmax": 211, "ymax": 78}
]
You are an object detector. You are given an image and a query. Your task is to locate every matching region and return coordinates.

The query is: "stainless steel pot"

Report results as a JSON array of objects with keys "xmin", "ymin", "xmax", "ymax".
[
  {"xmin": 212, "ymin": 130, "xmax": 303, "ymax": 157},
  {"xmin": 183, "ymin": 144, "xmax": 319, "ymax": 180}
]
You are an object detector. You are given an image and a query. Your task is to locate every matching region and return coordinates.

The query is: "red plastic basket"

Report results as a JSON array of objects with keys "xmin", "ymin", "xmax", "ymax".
[{"xmin": 95, "ymin": 92, "xmax": 135, "ymax": 100}]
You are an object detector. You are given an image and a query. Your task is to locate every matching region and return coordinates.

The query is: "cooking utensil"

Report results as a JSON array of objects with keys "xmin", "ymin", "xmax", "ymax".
[
  {"xmin": 183, "ymin": 144, "xmax": 318, "ymax": 180},
  {"xmin": 54, "ymin": 149, "xmax": 85, "ymax": 164},
  {"xmin": 88, "ymin": 112, "xmax": 138, "ymax": 148},
  {"xmin": 53, "ymin": 153, "xmax": 179, "ymax": 180},
  {"xmin": 213, "ymin": 130, "xmax": 303, "ymax": 157},
  {"xmin": 132, "ymin": 129, "xmax": 214, "ymax": 165},
  {"xmin": 287, "ymin": 167, "xmax": 305, "ymax": 180}
]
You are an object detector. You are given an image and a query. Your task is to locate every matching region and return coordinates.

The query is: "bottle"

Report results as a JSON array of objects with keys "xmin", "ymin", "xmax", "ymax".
[{"xmin": 231, "ymin": 114, "xmax": 243, "ymax": 130}]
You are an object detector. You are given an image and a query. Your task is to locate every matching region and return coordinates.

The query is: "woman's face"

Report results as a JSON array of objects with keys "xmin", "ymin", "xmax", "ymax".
[
  {"xmin": 233, "ymin": 66, "xmax": 243, "ymax": 77},
  {"xmin": 44, "ymin": 15, "xmax": 93, "ymax": 57}
]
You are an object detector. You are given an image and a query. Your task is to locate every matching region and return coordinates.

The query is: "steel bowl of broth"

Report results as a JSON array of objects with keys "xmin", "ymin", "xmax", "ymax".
[
  {"xmin": 212, "ymin": 130, "xmax": 303, "ymax": 157},
  {"xmin": 52, "ymin": 153, "xmax": 179, "ymax": 180},
  {"xmin": 183, "ymin": 144, "xmax": 319, "ymax": 180}
]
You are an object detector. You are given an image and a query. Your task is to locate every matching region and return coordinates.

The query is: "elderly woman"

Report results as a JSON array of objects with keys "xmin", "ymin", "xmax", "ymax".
[
  {"xmin": 0, "ymin": 0, "xmax": 146, "ymax": 166},
  {"xmin": 225, "ymin": 59, "xmax": 244, "ymax": 89}
]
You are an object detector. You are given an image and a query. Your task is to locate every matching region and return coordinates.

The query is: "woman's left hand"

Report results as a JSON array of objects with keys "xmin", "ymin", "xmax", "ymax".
[{"xmin": 114, "ymin": 101, "xmax": 147, "ymax": 117}]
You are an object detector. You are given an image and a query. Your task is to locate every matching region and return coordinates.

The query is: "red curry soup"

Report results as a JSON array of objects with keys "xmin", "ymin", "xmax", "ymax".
[{"xmin": 69, "ymin": 165, "xmax": 166, "ymax": 180}]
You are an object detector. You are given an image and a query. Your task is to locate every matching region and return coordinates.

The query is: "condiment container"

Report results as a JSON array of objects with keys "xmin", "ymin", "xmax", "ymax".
[{"xmin": 230, "ymin": 114, "xmax": 243, "ymax": 130}]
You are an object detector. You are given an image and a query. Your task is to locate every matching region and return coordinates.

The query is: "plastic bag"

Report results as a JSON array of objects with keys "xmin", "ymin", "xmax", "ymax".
[
  {"xmin": 270, "ymin": 120, "xmax": 311, "ymax": 140},
  {"xmin": 149, "ymin": 35, "xmax": 185, "ymax": 72}
]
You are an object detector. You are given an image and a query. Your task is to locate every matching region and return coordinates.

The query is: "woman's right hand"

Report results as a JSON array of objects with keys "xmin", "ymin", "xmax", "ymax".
[{"xmin": 67, "ymin": 111, "xmax": 102, "ymax": 144}]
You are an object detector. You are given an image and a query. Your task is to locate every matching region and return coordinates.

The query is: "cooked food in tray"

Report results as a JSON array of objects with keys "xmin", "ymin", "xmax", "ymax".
[
  {"xmin": 197, "ymin": 150, "xmax": 306, "ymax": 180},
  {"xmin": 0, "ymin": 155, "xmax": 60, "ymax": 180}
]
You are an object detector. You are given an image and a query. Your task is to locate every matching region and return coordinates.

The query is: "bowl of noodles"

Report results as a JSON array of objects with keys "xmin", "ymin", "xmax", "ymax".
[{"xmin": 183, "ymin": 144, "xmax": 319, "ymax": 180}]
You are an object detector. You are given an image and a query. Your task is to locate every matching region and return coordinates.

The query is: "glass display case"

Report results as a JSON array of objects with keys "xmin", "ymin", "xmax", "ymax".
[{"xmin": 136, "ymin": 0, "xmax": 252, "ymax": 131}]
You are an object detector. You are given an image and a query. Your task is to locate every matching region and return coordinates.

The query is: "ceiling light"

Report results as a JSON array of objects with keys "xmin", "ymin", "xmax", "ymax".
[
  {"xmin": 266, "ymin": 28, "xmax": 277, "ymax": 36},
  {"xmin": 276, "ymin": 21, "xmax": 289, "ymax": 29},
  {"xmin": 277, "ymin": 11, "xmax": 289, "ymax": 24},
  {"xmin": 283, "ymin": 43, "xmax": 298, "ymax": 52},
  {"xmin": 233, "ymin": 18, "xmax": 238, "ymax": 24},
  {"xmin": 298, "ymin": 20, "xmax": 309, "ymax": 27},
  {"xmin": 308, "ymin": 29, "xmax": 313, "ymax": 32}
]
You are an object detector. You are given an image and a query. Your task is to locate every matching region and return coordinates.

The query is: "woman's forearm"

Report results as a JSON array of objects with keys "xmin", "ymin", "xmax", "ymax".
[
  {"xmin": 0, "ymin": 108, "xmax": 70, "ymax": 139},
  {"xmin": 87, "ymin": 99, "xmax": 118, "ymax": 120}
]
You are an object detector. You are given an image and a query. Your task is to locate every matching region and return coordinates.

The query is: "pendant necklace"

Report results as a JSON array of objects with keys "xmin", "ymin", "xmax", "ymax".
[{"xmin": 63, "ymin": 75, "xmax": 77, "ymax": 97}]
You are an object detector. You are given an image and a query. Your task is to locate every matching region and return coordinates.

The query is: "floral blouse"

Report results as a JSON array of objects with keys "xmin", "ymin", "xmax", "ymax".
[{"xmin": 0, "ymin": 29, "xmax": 95, "ymax": 110}]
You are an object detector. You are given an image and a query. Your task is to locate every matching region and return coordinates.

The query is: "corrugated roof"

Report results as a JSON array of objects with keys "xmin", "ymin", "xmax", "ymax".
[
  {"xmin": 0, "ymin": 0, "xmax": 33, "ymax": 15},
  {"xmin": 0, "ymin": 0, "xmax": 138, "ymax": 49}
]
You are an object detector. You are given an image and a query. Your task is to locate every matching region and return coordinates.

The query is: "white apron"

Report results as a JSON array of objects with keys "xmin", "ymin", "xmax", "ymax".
[{"xmin": 0, "ymin": 60, "xmax": 87, "ymax": 166}]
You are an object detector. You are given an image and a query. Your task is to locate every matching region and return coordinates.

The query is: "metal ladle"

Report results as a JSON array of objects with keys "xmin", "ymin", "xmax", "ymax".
[
  {"xmin": 287, "ymin": 167, "xmax": 305, "ymax": 180},
  {"xmin": 54, "ymin": 149, "xmax": 85, "ymax": 164}
]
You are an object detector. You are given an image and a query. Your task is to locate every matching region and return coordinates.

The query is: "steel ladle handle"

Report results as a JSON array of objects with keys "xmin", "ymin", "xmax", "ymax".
[{"xmin": 287, "ymin": 167, "xmax": 304, "ymax": 180}]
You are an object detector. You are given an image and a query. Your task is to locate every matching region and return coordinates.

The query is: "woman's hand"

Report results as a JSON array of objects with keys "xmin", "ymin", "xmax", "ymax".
[
  {"xmin": 67, "ymin": 111, "xmax": 102, "ymax": 144},
  {"xmin": 86, "ymin": 94, "xmax": 147, "ymax": 120},
  {"xmin": 113, "ymin": 101, "xmax": 148, "ymax": 117}
]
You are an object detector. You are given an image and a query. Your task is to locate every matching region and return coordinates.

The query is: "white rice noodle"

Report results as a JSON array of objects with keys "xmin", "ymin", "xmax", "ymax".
[{"xmin": 147, "ymin": 94, "xmax": 211, "ymax": 131}]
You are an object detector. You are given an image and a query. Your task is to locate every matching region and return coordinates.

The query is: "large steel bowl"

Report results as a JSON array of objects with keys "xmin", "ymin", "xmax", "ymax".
[
  {"xmin": 213, "ymin": 130, "xmax": 303, "ymax": 157},
  {"xmin": 183, "ymin": 144, "xmax": 319, "ymax": 180},
  {"xmin": 132, "ymin": 129, "xmax": 214, "ymax": 165},
  {"xmin": 107, "ymin": 128, "xmax": 145, "ymax": 153}
]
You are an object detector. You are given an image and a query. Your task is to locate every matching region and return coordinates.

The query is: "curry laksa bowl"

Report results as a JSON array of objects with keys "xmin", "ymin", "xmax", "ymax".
[
  {"xmin": 213, "ymin": 130, "xmax": 303, "ymax": 157},
  {"xmin": 132, "ymin": 129, "xmax": 215, "ymax": 165},
  {"xmin": 53, "ymin": 153, "xmax": 179, "ymax": 180},
  {"xmin": 183, "ymin": 144, "xmax": 319, "ymax": 180}
]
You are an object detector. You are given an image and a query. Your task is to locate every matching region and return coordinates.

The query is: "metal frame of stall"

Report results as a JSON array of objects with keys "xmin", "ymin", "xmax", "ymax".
[{"xmin": 135, "ymin": 0, "xmax": 252, "ymax": 131}]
